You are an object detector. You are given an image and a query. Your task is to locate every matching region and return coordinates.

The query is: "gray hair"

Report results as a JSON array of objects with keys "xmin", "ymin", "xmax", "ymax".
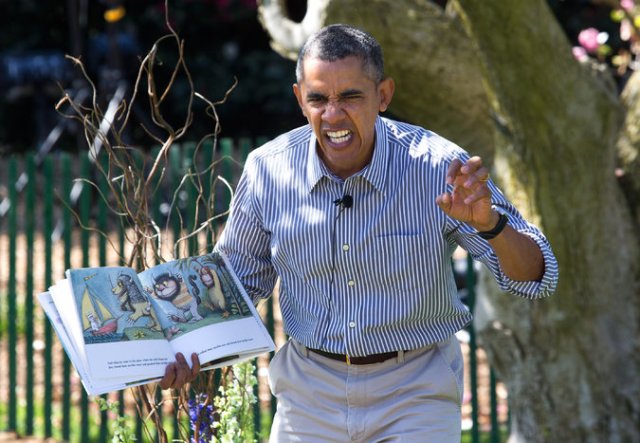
[{"xmin": 295, "ymin": 24, "xmax": 384, "ymax": 84}]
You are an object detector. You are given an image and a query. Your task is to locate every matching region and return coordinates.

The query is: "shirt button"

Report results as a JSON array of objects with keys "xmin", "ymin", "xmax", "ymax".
[
  {"xmin": 342, "ymin": 244, "xmax": 350, "ymax": 251},
  {"xmin": 349, "ymin": 321, "xmax": 356, "ymax": 328},
  {"xmin": 348, "ymin": 280, "xmax": 355, "ymax": 287}
]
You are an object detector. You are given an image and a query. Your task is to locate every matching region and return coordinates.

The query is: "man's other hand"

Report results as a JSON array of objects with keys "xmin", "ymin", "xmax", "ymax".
[{"xmin": 158, "ymin": 352, "xmax": 201, "ymax": 390}]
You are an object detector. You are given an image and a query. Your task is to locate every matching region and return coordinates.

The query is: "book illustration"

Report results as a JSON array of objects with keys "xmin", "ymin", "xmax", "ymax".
[
  {"xmin": 75, "ymin": 269, "xmax": 167, "ymax": 345},
  {"xmin": 138, "ymin": 254, "xmax": 253, "ymax": 340},
  {"xmin": 193, "ymin": 265, "xmax": 230, "ymax": 317},
  {"xmin": 187, "ymin": 254, "xmax": 252, "ymax": 318},
  {"xmin": 147, "ymin": 271, "xmax": 204, "ymax": 324},
  {"xmin": 112, "ymin": 273, "xmax": 162, "ymax": 332},
  {"xmin": 39, "ymin": 251, "xmax": 276, "ymax": 396},
  {"xmin": 82, "ymin": 287, "xmax": 117, "ymax": 336}
]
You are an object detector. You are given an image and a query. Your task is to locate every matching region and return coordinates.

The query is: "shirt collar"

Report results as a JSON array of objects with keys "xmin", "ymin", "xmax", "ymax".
[{"xmin": 305, "ymin": 116, "xmax": 389, "ymax": 194}]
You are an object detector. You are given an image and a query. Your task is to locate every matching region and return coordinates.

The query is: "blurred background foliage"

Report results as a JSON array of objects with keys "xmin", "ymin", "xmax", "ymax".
[
  {"xmin": 0, "ymin": 0, "xmax": 636, "ymax": 155},
  {"xmin": 0, "ymin": 0, "xmax": 308, "ymax": 155}
]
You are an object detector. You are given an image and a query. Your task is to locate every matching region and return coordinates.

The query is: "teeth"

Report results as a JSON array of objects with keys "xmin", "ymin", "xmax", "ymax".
[{"xmin": 327, "ymin": 130, "xmax": 351, "ymax": 143}]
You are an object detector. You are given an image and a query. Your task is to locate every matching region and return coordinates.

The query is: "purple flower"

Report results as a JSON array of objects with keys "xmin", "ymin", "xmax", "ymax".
[{"xmin": 188, "ymin": 394, "xmax": 214, "ymax": 443}]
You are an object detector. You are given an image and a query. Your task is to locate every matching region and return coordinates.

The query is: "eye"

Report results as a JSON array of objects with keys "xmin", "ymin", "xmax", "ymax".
[
  {"xmin": 341, "ymin": 93, "xmax": 363, "ymax": 102},
  {"xmin": 306, "ymin": 94, "xmax": 327, "ymax": 104}
]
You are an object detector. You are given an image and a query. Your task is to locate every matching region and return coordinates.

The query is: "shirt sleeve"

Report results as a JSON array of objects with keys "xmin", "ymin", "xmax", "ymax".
[
  {"xmin": 447, "ymin": 182, "xmax": 559, "ymax": 299},
  {"xmin": 213, "ymin": 154, "xmax": 278, "ymax": 305}
]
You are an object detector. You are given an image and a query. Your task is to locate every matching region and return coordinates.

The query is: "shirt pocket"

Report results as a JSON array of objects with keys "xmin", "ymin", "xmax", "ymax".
[{"xmin": 370, "ymin": 233, "xmax": 433, "ymax": 292}]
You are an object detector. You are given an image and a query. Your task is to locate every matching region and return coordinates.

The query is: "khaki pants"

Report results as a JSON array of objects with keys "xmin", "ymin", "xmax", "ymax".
[{"xmin": 268, "ymin": 335, "xmax": 463, "ymax": 443}]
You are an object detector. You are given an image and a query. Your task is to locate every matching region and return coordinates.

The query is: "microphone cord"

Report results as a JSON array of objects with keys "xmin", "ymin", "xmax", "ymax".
[{"xmin": 328, "ymin": 202, "xmax": 346, "ymax": 290}]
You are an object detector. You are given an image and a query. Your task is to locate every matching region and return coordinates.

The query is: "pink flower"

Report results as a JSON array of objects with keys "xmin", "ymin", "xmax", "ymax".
[
  {"xmin": 578, "ymin": 28, "xmax": 601, "ymax": 53},
  {"xmin": 621, "ymin": 0, "xmax": 634, "ymax": 12},
  {"xmin": 621, "ymin": 19, "xmax": 632, "ymax": 41},
  {"xmin": 572, "ymin": 46, "xmax": 589, "ymax": 62}
]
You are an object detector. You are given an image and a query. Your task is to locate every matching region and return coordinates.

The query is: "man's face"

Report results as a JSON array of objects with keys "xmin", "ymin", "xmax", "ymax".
[{"xmin": 293, "ymin": 56, "xmax": 394, "ymax": 179}]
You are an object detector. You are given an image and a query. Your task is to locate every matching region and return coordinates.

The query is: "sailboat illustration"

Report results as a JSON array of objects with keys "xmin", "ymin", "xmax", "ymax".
[{"xmin": 82, "ymin": 287, "xmax": 118, "ymax": 336}]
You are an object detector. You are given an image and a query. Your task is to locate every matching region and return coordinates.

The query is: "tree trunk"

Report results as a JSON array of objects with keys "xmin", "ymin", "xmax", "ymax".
[
  {"xmin": 452, "ymin": 0, "xmax": 640, "ymax": 441},
  {"xmin": 617, "ymin": 70, "xmax": 640, "ymax": 225},
  {"xmin": 258, "ymin": 0, "xmax": 640, "ymax": 440}
]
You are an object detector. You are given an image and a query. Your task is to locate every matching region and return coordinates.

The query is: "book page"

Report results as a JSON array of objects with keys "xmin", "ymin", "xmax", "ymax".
[
  {"xmin": 37, "ymin": 292, "xmax": 93, "ymax": 387},
  {"xmin": 64, "ymin": 267, "xmax": 174, "ymax": 381},
  {"xmin": 137, "ymin": 252, "xmax": 275, "ymax": 366}
]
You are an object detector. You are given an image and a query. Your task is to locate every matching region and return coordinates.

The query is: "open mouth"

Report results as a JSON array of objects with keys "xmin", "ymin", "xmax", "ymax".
[{"xmin": 326, "ymin": 130, "xmax": 352, "ymax": 144}]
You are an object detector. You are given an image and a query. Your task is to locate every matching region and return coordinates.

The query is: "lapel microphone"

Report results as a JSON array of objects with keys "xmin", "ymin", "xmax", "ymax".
[{"xmin": 333, "ymin": 195, "xmax": 353, "ymax": 209}]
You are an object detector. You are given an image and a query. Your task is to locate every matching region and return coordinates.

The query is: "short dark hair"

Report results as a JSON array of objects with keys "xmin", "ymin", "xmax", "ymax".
[{"xmin": 296, "ymin": 24, "xmax": 384, "ymax": 84}]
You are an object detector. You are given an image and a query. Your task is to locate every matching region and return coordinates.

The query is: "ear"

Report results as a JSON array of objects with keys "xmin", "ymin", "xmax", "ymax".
[
  {"xmin": 377, "ymin": 77, "xmax": 395, "ymax": 113},
  {"xmin": 292, "ymin": 83, "xmax": 306, "ymax": 117}
]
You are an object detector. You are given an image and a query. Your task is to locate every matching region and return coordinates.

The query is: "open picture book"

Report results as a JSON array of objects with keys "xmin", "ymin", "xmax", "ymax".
[{"xmin": 38, "ymin": 251, "xmax": 275, "ymax": 396}]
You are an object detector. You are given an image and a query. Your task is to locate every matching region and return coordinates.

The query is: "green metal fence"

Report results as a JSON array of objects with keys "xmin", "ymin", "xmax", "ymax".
[{"xmin": 0, "ymin": 140, "xmax": 506, "ymax": 442}]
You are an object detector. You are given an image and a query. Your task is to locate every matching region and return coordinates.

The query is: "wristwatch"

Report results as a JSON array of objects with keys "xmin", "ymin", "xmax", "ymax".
[{"xmin": 477, "ymin": 205, "xmax": 509, "ymax": 240}]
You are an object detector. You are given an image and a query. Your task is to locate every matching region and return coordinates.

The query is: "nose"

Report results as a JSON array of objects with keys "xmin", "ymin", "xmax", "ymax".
[{"xmin": 322, "ymin": 100, "xmax": 345, "ymax": 123}]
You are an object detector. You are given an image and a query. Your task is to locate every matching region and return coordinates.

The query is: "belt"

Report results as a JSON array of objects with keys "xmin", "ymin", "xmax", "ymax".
[{"xmin": 308, "ymin": 348, "xmax": 399, "ymax": 365}]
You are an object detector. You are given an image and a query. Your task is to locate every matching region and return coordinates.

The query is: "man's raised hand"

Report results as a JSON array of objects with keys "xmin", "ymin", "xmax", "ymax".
[{"xmin": 435, "ymin": 156, "xmax": 498, "ymax": 231}]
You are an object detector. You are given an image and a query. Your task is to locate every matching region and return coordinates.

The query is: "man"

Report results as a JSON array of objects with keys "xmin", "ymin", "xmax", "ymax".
[{"xmin": 161, "ymin": 24, "xmax": 558, "ymax": 442}]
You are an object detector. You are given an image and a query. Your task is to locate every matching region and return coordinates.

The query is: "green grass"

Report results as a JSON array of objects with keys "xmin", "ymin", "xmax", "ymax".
[
  {"xmin": 461, "ymin": 428, "xmax": 509, "ymax": 443},
  {"xmin": 0, "ymin": 396, "xmax": 189, "ymax": 443}
]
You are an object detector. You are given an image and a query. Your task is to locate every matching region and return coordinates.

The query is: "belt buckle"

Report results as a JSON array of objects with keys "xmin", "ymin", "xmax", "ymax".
[{"xmin": 346, "ymin": 355, "xmax": 351, "ymax": 365}]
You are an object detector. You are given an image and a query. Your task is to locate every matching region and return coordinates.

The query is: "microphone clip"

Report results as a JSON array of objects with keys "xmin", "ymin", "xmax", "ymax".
[{"xmin": 333, "ymin": 194, "xmax": 353, "ymax": 209}]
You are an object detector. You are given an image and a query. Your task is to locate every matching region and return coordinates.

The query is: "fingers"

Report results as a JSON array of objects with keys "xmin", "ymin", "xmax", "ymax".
[
  {"xmin": 158, "ymin": 352, "xmax": 201, "ymax": 390},
  {"xmin": 159, "ymin": 363, "xmax": 177, "ymax": 390},
  {"xmin": 460, "ymin": 156, "xmax": 489, "ymax": 184},
  {"xmin": 172, "ymin": 352, "xmax": 191, "ymax": 388},
  {"xmin": 447, "ymin": 156, "xmax": 490, "ymax": 188},
  {"xmin": 460, "ymin": 156, "xmax": 483, "ymax": 174},
  {"xmin": 437, "ymin": 155, "xmax": 492, "ymax": 223},
  {"xmin": 461, "ymin": 182, "xmax": 491, "ymax": 205},
  {"xmin": 445, "ymin": 158, "xmax": 463, "ymax": 185},
  {"xmin": 435, "ymin": 191, "xmax": 452, "ymax": 212},
  {"xmin": 189, "ymin": 352, "xmax": 201, "ymax": 379}
]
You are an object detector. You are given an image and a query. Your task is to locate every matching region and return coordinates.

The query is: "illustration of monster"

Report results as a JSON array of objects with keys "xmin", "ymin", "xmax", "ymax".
[
  {"xmin": 197, "ymin": 266, "xmax": 230, "ymax": 317},
  {"xmin": 112, "ymin": 274, "xmax": 161, "ymax": 331},
  {"xmin": 150, "ymin": 272, "xmax": 203, "ymax": 323}
]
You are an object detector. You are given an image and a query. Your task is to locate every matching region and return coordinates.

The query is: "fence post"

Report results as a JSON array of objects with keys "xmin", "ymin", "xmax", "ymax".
[
  {"xmin": 183, "ymin": 142, "xmax": 199, "ymax": 256},
  {"xmin": 25, "ymin": 154, "xmax": 36, "ymax": 436},
  {"xmin": 466, "ymin": 254, "xmax": 480, "ymax": 443},
  {"xmin": 7, "ymin": 156, "xmax": 18, "ymax": 433},
  {"xmin": 490, "ymin": 368, "xmax": 500, "ymax": 442},
  {"xmin": 61, "ymin": 153, "xmax": 72, "ymax": 441},
  {"xmin": 218, "ymin": 138, "xmax": 234, "ymax": 225},
  {"xmin": 168, "ymin": 146, "xmax": 182, "ymax": 441},
  {"xmin": 43, "ymin": 156, "xmax": 54, "ymax": 438},
  {"xmin": 98, "ymin": 153, "xmax": 110, "ymax": 443},
  {"xmin": 79, "ymin": 154, "xmax": 91, "ymax": 443}
]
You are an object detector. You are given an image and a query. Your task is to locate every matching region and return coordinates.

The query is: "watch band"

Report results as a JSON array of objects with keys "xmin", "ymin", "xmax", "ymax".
[{"xmin": 477, "ymin": 212, "xmax": 509, "ymax": 240}]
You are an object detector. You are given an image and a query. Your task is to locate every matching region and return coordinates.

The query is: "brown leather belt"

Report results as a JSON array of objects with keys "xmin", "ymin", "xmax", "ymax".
[{"xmin": 308, "ymin": 348, "xmax": 399, "ymax": 365}]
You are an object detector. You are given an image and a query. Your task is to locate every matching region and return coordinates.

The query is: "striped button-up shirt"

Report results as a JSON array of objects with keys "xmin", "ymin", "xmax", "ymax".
[{"xmin": 215, "ymin": 116, "xmax": 558, "ymax": 356}]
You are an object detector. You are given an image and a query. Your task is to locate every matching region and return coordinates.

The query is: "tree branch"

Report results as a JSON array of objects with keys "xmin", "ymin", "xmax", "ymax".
[{"xmin": 257, "ymin": 0, "xmax": 330, "ymax": 60}]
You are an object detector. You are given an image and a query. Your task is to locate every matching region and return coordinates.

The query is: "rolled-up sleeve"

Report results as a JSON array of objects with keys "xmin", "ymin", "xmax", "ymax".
[{"xmin": 449, "ymin": 184, "xmax": 559, "ymax": 299}]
